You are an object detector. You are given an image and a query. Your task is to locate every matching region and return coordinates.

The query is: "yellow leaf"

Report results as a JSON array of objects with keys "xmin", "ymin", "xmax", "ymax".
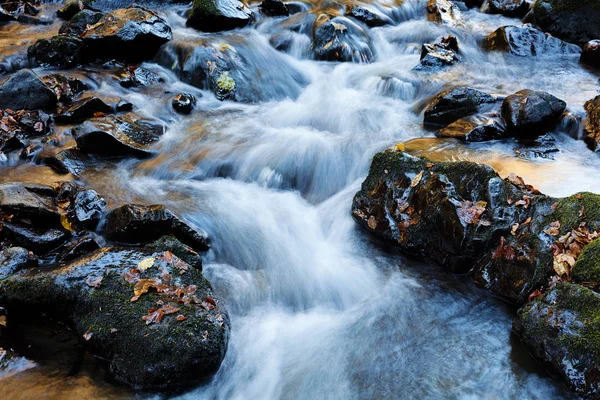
[
  {"xmin": 394, "ymin": 142, "xmax": 406, "ymax": 152},
  {"xmin": 138, "ymin": 257, "xmax": 155, "ymax": 271},
  {"xmin": 60, "ymin": 214, "xmax": 74, "ymax": 232}
]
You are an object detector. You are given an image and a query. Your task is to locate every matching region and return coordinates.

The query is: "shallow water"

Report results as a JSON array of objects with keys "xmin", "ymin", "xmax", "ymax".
[{"xmin": 0, "ymin": 0, "xmax": 598, "ymax": 398}]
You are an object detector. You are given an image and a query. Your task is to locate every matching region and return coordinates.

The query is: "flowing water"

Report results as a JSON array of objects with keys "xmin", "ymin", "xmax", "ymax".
[{"xmin": 1, "ymin": 0, "xmax": 599, "ymax": 398}]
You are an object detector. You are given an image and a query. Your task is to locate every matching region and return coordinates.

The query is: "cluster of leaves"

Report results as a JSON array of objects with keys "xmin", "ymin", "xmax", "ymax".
[
  {"xmin": 121, "ymin": 252, "xmax": 216, "ymax": 325},
  {"xmin": 548, "ymin": 221, "xmax": 599, "ymax": 279},
  {"xmin": 0, "ymin": 109, "xmax": 51, "ymax": 152}
]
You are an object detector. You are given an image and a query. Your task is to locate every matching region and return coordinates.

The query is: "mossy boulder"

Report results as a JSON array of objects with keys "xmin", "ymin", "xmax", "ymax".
[
  {"xmin": 514, "ymin": 283, "xmax": 600, "ymax": 397},
  {"xmin": 0, "ymin": 247, "xmax": 229, "ymax": 389},
  {"xmin": 573, "ymin": 238, "xmax": 600, "ymax": 283},
  {"xmin": 529, "ymin": 0, "xmax": 600, "ymax": 47},
  {"xmin": 583, "ymin": 95, "xmax": 600, "ymax": 152}
]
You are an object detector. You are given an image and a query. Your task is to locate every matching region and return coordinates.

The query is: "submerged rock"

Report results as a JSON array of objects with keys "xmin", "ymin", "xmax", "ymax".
[
  {"xmin": 0, "ymin": 69, "xmax": 57, "ymax": 111},
  {"xmin": 28, "ymin": 35, "xmax": 84, "ymax": 69},
  {"xmin": 345, "ymin": 5, "xmax": 392, "ymax": 27},
  {"xmin": 423, "ymin": 87, "xmax": 496, "ymax": 127},
  {"xmin": 501, "ymin": 89, "xmax": 566, "ymax": 136},
  {"xmin": 581, "ymin": 40, "xmax": 600, "ymax": 69},
  {"xmin": 312, "ymin": 17, "xmax": 374, "ymax": 63},
  {"xmin": 527, "ymin": 0, "xmax": 600, "ymax": 47},
  {"xmin": 484, "ymin": 25, "xmax": 581, "ymax": 57},
  {"xmin": 0, "ymin": 247, "xmax": 229, "ymax": 389},
  {"xmin": 72, "ymin": 114, "xmax": 165, "ymax": 157},
  {"xmin": 514, "ymin": 283, "xmax": 600, "ymax": 397},
  {"xmin": 438, "ymin": 114, "xmax": 506, "ymax": 141},
  {"xmin": 104, "ymin": 204, "xmax": 210, "ymax": 252},
  {"xmin": 584, "ymin": 95, "xmax": 600, "ymax": 152},
  {"xmin": 187, "ymin": 0, "xmax": 252, "ymax": 32}
]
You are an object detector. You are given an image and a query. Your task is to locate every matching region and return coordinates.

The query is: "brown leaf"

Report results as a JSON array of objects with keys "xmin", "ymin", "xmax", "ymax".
[
  {"xmin": 544, "ymin": 221, "xmax": 561, "ymax": 236},
  {"xmin": 176, "ymin": 315, "xmax": 187, "ymax": 322},
  {"xmin": 492, "ymin": 237, "xmax": 515, "ymax": 261},
  {"xmin": 410, "ymin": 171, "xmax": 424, "ymax": 188},
  {"xmin": 511, "ymin": 223, "xmax": 519, "ymax": 236},
  {"xmin": 142, "ymin": 308, "xmax": 165, "ymax": 325},
  {"xmin": 83, "ymin": 330, "xmax": 93, "ymax": 341},
  {"xmin": 527, "ymin": 289, "xmax": 543, "ymax": 302},
  {"xmin": 86, "ymin": 275, "xmax": 103, "ymax": 288},
  {"xmin": 122, "ymin": 268, "xmax": 140, "ymax": 284},
  {"xmin": 161, "ymin": 305, "xmax": 180, "ymax": 315}
]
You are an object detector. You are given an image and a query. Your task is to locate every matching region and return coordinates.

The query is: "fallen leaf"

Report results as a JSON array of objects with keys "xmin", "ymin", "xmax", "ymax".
[
  {"xmin": 122, "ymin": 269, "xmax": 140, "ymax": 284},
  {"xmin": 83, "ymin": 330, "xmax": 93, "ymax": 341},
  {"xmin": 86, "ymin": 275, "xmax": 103, "ymax": 288},
  {"xmin": 137, "ymin": 257, "xmax": 155, "ymax": 271},
  {"xmin": 544, "ymin": 221, "xmax": 561, "ymax": 236},
  {"xmin": 492, "ymin": 237, "xmax": 515, "ymax": 261},
  {"xmin": 142, "ymin": 308, "xmax": 164, "ymax": 325},
  {"xmin": 161, "ymin": 305, "xmax": 180, "ymax": 315},
  {"xmin": 176, "ymin": 315, "xmax": 187, "ymax": 322},
  {"xmin": 410, "ymin": 171, "xmax": 424, "ymax": 188},
  {"xmin": 527, "ymin": 289, "xmax": 543, "ymax": 302},
  {"xmin": 511, "ymin": 223, "xmax": 519, "ymax": 236},
  {"xmin": 394, "ymin": 142, "xmax": 406, "ymax": 152}
]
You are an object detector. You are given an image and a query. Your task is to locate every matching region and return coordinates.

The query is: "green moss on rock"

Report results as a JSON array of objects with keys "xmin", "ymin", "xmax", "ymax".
[{"xmin": 573, "ymin": 238, "xmax": 600, "ymax": 283}]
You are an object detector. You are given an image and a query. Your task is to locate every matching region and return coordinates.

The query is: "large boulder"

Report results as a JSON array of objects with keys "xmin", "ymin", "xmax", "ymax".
[
  {"xmin": 527, "ymin": 0, "xmax": 600, "ymax": 47},
  {"xmin": 583, "ymin": 95, "xmax": 600, "ymax": 151},
  {"xmin": 483, "ymin": 25, "xmax": 581, "ymax": 57},
  {"xmin": 581, "ymin": 40, "xmax": 600, "ymax": 69},
  {"xmin": 0, "ymin": 247, "xmax": 229, "ymax": 389},
  {"xmin": 423, "ymin": 87, "xmax": 496, "ymax": 127},
  {"xmin": 186, "ymin": 0, "xmax": 252, "ymax": 32},
  {"xmin": 501, "ymin": 89, "xmax": 566, "ymax": 136},
  {"xmin": 27, "ymin": 36, "xmax": 84, "ymax": 69},
  {"xmin": 514, "ymin": 283, "xmax": 600, "ymax": 397},
  {"xmin": 80, "ymin": 7, "xmax": 172, "ymax": 63},
  {"xmin": 0, "ymin": 69, "xmax": 57, "ymax": 111},
  {"xmin": 72, "ymin": 114, "xmax": 165, "ymax": 157}
]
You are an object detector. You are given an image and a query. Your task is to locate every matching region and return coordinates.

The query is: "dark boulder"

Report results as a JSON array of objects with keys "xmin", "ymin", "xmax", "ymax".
[
  {"xmin": 527, "ymin": 0, "xmax": 600, "ymax": 47},
  {"xmin": 58, "ymin": 9, "xmax": 104, "ymax": 36},
  {"xmin": 1, "ymin": 223, "xmax": 69, "ymax": 254},
  {"xmin": 0, "ymin": 69, "xmax": 57, "ymax": 111},
  {"xmin": 345, "ymin": 5, "xmax": 392, "ymax": 27},
  {"xmin": 312, "ymin": 17, "xmax": 374, "ymax": 63},
  {"xmin": 438, "ymin": 114, "xmax": 507, "ymax": 141},
  {"xmin": 0, "ymin": 247, "xmax": 229, "ymax": 390},
  {"xmin": 423, "ymin": 87, "xmax": 496, "ymax": 127},
  {"xmin": 80, "ymin": 7, "xmax": 172, "ymax": 63},
  {"xmin": 583, "ymin": 95, "xmax": 600, "ymax": 152},
  {"xmin": 172, "ymin": 93, "xmax": 197, "ymax": 115},
  {"xmin": 0, "ymin": 183, "xmax": 60, "ymax": 221},
  {"xmin": 72, "ymin": 114, "xmax": 165, "ymax": 157},
  {"xmin": 42, "ymin": 74, "xmax": 88, "ymax": 103},
  {"xmin": 501, "ymin": 89, "xmax": 566, "ymax": 136},
  {"xmin": 187, "ymin": 0, "xmax": 252, "ymax": 32},
  {"xmin": 28, "ymin": 35, "xmax": 84, "ymax": 69},
  {"xmin": 43, "ymin": 148, "xmax": 91, "ymax": 177},
  {"xmin": 484, "ymin": 25, "xmax": 581, "ymax": 57},
  {"xmin": 581, "ymin": 40, "xmax": 600, "ymax": 69},
  {"xmin": 426, "ymin": 0, "xmax": 461, "ymax": 25},
  {"xmin": 414, "ymin": 36, "xmax": 459, "ymax": 71},
  {"xmin": 260, "ymin": 0, "xmax": 289, "ymax": 17},
  {"xmin": 514, "ymin": 283, "xmax": 600, "ymax": 397},
  {"xmin": 55, "ymin": 96, "xmax": 113, "ymax": 124},
  {"xmin": 104, "ymin": 204, "xmax": 210, "ymax": 252},
  {"xmin": 482, "ymin": 0, "xmax": 530, "ymax": 17}
]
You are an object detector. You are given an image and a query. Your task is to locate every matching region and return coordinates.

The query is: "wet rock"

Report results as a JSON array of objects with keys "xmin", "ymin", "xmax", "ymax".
[
  {"xmin": 55, "ymin": 96, "xmax": 113, "ymax": 124},
  {"xmin": 260, "ymin": 0, "xmax": 289, "ymax": 17},
  {"xmin": 116, "ymin": 66, "xmax": 163, "ymax": 88},
  {"xmin": 56, "ymin": 233, "xmax": 102, "ymax": 264},
  {"xmin": 72, "ymin": 190, "xmax": 107, "ymax": 229},
  {"xmin": 28, "ymin": 35, "xmax": 84, "ymax": 69},
  {"xmin": 345, "ymin": 5, "xmax": 392, "ymax": 27},
  {"xmin": 0, "ymin": 183, "xmax": 60, "ymax": 221},
  {"xmin": 146, "ymin": 236, "xmax": 203, "ymax": 270},
  {"xmin": 0, "ymin": 109, "xmax": 51, "ymax": 153},
  {"xmin": 42, "ymin": 74, "xmax": 88, "ymax": 104},
  {"xmin": 0, "ymin": 69, "xmax": 57, "ymax": 111},
  {"xmin": 584, "ymin": 95, "xmax": 600, "ymax": 152},
  {"xmin": 43, "ymin": 148, "xmax": 91, "ymax": 177},
  {"xmin": 484, "ymin": 25, "xmax": 581, "ymax": 57},
  {"xmin": 501, "ymin": 89, "xmax": 566, "ymax": 136},
  {"xmin": 423, "ymin": 87, "xmax": 496, "ymax": 127},
  {"xmin": 514, "ymin": 133, "xmax": 559, "ymax": 159},
  {"xmin": 80, "ymin": 7, "xmax": 172, "ymax": 63},
  {"xmin": 172, "ymin": 93, "xmax": 197, "ymax": 115},
  {"xmin": 514, "ymin": 283, "xmax": 600, "ymax": 397},
  {"xmin": 312, "ymin": 17, "xmax": 374, "ymax": 63},
  {"xmin": 426, "ymin": 0, "xmax": 461, "ymax": 25},
  {"xmin": 528, "ymin": 0, "xmax": 600, "ymax": 47},
  {"xmin": 438, "ymin": 114, "xmax": 507, "ymax": 141},
  {"xmin": 482, "ymin": 0, "xmax": 529, "ymax": 17},
  {"xmin": 2, "ymin": 223, "xmax": 69, "ymax": 254},
  {"xmin": 0, "ymin": 0, "xmax": 39, "ymax": 22},
  {"xmin": 72, "ymin": 114, "xmax": 165, "ymax": 157},
  {"xmin": 581, "ymin": 40, "xmax": 600, "ymax": 69},
  {"xmin": 414, "ymin": 36, "xmax": 460, "ymax": 71},
  {"xmin": 58, "ymin": 9, "xmax": 104, "ymax": 36},
  {"xmin": 572, "ymin": 238, "xmax": 600, "ymax": 283},
  {"xmin": 0, "ymin": 248, "xmax": 37, "ymax": 279},
  {"xmin": 0, "ymin": 247, "xmax": 229, "ymax": 390},
  {"xmin": 187, "ymin": 0, "xmax": 252, "ymax": 32},
  {"xmin": 104, "ymin": 204, "xmax": 210, "ymax": 252}
]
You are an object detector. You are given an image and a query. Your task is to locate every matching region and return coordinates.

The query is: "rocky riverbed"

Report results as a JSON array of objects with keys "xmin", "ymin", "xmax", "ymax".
[{"xmin": 0, "ymin": 0, "xmax": 600, "ymax": 398}]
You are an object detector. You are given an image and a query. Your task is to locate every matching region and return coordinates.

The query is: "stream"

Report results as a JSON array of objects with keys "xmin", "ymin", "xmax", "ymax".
[{"xmin": 0, "ymin": 0, "xmax": 599, "ymax": 398}]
